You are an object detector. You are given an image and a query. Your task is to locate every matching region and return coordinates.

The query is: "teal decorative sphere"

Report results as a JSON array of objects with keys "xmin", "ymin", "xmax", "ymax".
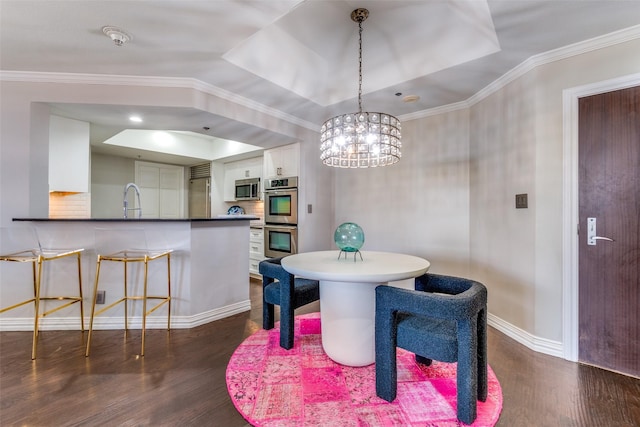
[{"xmin": 334, "ymin": 222, "xmax": 365, "ymax": 252}]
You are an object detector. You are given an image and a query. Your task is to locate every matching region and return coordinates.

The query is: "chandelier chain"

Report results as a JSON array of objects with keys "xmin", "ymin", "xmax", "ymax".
[{"xmin": 358, "ymin": 19, "xmax": 363, "ymax": 113}]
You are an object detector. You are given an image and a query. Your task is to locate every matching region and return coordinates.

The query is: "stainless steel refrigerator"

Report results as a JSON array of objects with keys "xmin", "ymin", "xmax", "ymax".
[{"xmin": 188, "ymin": 177, "xmax": 211, "ymax": 218}]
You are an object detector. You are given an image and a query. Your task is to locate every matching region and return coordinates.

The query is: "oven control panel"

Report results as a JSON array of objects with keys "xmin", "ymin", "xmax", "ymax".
[{"xmin": 265, "ymin": 176, "xmax": 298, "ymax": 190}]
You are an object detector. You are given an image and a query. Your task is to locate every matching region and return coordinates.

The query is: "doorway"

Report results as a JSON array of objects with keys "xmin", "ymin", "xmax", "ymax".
[
  {"xmin": 578, "ymin": 86, "xmax": 639, "ymax": 377},
  {"xmin": 562, "ymin": 74, "xmax": 640, "ymax": 377}
]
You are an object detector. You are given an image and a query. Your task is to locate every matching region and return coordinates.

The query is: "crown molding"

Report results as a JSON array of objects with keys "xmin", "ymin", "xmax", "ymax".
[
  {"xmin": 467, "ymin": 24, "xmax": 640, "ymax": 108},
  {"xmin": 2, "ymin": 24, "xmax": 638, "ymax": 128},
  {"xmin": 401, "ymin": 24, "xmax": 640, "ymax": 121},
  {"xmin": 0, "ymin": 70, "xmax": 318, "ymax": 132},
  {"xmin": 398, "ymin": 100, "xmax": 469, "ymax": 122}
]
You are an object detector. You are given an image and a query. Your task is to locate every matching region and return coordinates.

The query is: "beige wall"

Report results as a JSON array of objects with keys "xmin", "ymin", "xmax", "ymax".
[
  {"xmin": 334, "ymin": 108, "xmax": 472, "ymax": 277},
  {"xmin": 469, "ymin": 38, "xmax": 640, "ymax": 341},
  {"xmin": 530, "ymin": 40, "xmax": 640, "ymax": 339},
  {"xmin": 333, "ymin": 38, "xmax": 640, "ymax": 344},
  {"xmin": 470, "ymin": 70, "xmax": 538, "ymax": 335}
]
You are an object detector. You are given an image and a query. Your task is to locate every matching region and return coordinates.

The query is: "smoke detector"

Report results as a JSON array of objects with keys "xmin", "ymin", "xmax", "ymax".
[{"xmin": 102, "ymin": 26, "xmax": 132, "ymax": 47}]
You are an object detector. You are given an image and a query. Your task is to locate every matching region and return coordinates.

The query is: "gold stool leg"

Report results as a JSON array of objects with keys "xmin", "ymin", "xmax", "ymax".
[
  {"xmin": 31, "ymin": 257, "xmax": 44, "ymax": 360},
  {"xmin": 167, "ymin": 253, "xmax": 171, "ymax": 331},
  {"xmin": 141, "ymin": 256, "xmax": 149, "ymax": 356},
  {"xmin": 76, "ymin": 252, "xmax": 84, "ymax": 331},
  {"xmin": 124, "ymin": 261, "xmax": 128, "ymax": 331},
  {"xmin": 85, "ymin": 256, "xmax": 102, "ymax": 357}
]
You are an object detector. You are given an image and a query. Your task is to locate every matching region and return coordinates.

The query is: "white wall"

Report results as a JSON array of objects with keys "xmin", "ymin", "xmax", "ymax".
[
  {"xmin": 0, "ymin": 221, "xmax": 251, "ymax": 329},
  {"xmin": 0, "ymin": 97, "xmax": 50, "ymax": 226}
]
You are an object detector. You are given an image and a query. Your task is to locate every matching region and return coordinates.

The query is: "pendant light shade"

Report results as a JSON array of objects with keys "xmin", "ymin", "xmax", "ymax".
[{"xmin": 320, "ymin": 8, "xmax": 401, "ymax": 168}]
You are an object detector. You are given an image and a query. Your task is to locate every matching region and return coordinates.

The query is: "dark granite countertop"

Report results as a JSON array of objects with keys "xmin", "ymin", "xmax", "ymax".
[{"xmin": 14, "ymin": 216, "xmax": 259, "ymax": 222}]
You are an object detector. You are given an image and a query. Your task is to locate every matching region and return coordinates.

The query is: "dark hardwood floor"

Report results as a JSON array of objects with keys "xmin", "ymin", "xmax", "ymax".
[{"xmin": 1, "ymin": 279, "xmax": 639, "ymax": 426}]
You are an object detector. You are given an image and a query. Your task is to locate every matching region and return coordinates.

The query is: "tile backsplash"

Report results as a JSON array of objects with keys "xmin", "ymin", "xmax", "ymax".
[
  {"xmin": 49, "ymin": 192, "xmax": 90, "ymax": 218},
  {"xmin": 227, "ymin": 200, "xmax": 264, "ymax": 222}
]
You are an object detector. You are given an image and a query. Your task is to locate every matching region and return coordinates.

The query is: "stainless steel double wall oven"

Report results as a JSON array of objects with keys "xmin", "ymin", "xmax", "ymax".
[{"xmin": 263, "ymin": 176, "xmax": 298, "ymax": 258}]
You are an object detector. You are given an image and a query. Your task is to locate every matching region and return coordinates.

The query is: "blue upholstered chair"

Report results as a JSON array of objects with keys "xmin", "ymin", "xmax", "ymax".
[
  {"xmin": 375, "ymin": 273, "xmax": 488, "ymax": 424},
  {"xmin": 259, "ymin": 257, "xmax": 320, "ymax": 349}
]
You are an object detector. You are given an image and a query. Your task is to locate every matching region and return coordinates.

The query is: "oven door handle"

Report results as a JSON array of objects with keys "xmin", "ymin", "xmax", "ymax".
[
  {"xmin": 265, "ymin": 189, "xmax": 297, "ymax": 195},
  {"xmin": 264, "ymin": 225, "xmax": 297, "ymax": 231}
]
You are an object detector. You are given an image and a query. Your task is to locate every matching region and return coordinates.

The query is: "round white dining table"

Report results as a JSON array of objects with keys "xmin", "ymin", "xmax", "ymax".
[{"xmin": 281, "ymin": 250, "xmax": 430, "ymax": 367}]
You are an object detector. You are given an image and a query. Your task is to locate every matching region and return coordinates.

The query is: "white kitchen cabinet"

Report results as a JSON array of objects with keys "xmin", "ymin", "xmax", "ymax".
[
  {"xmin": 263, "ymin": 143, "xmax": 299, "ymax": 179},
  {"xmin": 223, "ymin": 156, "xmax": 263, "ymax": 202},
  {"xmin": 49, "ymin": 115, "xmax": 90, "ymax": 192},
  {"xmin": 241, "ymin": 156, "xmax": 263, "ymax": 180},
  {"xmin": 135, "ymin": 161, "xmax": 184, "ymax": 218},
  {"xmin": 223, "ymin": 163, "xmax": 241, "ymax": 202},
  {"xmin": 249, "ymin": 226, "xmax": 265, "ymax": 276}
]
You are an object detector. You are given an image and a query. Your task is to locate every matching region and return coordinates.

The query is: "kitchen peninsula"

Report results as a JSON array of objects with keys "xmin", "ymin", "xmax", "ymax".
[{"xmin": 10, "ymin": 217, "xmax": 257, "ymax": 330}]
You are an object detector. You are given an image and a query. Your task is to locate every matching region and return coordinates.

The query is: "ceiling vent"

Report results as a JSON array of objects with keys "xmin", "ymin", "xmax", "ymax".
[{"xmin": 190, "ymin": 163, "xmax": 211, "ymax": 179}]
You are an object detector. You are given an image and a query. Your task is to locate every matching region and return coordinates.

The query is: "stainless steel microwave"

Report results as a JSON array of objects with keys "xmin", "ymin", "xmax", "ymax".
[{"xmin": 235, "ymin": 178, "xmax": 260, "ymax": 201}]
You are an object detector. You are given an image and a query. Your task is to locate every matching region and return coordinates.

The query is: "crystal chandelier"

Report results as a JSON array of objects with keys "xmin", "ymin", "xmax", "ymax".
[{"xmin": 320, "ymin": 8, "xmax": 401, "ymax": 168}]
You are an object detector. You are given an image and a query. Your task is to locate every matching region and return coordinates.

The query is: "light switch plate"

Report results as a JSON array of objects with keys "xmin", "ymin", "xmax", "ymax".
[{"xmin": 515, "ymin": 193, "xmax": 528, "ymax": 209}]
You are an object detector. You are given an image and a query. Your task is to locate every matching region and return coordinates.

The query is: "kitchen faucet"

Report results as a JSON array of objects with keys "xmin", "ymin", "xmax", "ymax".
[{"xmin": 123, "ymin": 183, "xmax": 142, "ymax": 218}]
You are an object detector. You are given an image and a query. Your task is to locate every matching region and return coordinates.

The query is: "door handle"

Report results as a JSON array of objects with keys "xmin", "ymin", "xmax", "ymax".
[{"xmin": 587, "ymin": 217, "xmax": 615, "ymax": 245}]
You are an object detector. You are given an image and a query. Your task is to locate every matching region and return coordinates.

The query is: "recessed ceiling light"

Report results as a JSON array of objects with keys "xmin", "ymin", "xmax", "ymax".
[
  {"xmin": 129, "ymin": 115, "xmax": 142, "ymax": 123},
  {"xmin": 403, "ymin": 95, "xmax": 420, "ymax": 103}
]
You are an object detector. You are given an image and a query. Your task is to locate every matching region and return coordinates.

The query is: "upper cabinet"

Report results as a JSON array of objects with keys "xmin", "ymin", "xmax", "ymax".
[
  {"xmin": 223, "ymin": 156, "xmax": 263, "ymax": 202},
  {"xmin": 49, "ymin": 115, "xmax": 90, "ymax": 192},
  {"xmin": 263, "ymin": 143, "xmax": 299, "ymax": 179}
]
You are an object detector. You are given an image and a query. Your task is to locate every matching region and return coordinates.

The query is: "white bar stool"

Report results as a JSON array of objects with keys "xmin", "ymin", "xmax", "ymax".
[
  {"xmin": 0, "ymin": 226, "xmax": 84, "ymax": 359},
  {"xmin": 85, "ymin": 228, "xmax": 172, "ymax": 357}
]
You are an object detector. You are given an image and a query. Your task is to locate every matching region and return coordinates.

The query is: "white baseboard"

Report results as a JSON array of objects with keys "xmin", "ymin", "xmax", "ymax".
[
  {"xmin": 0, "ymin": 299, "xmax": 252, "ymax": 331},
  {"xmin": 1, "ymin": 302, "xmax": 565, "ymax": 360},
  {"xmin": 488, "ymin": 312, "xmax": 564, "ymax": 358}
]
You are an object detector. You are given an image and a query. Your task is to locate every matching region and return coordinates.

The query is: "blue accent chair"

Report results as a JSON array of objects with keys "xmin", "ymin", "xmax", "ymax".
[
  {"xmin": 375, "ymin": 273, "xmax": 488, "ymax": 424},
  {"xmin": 259, "ymin": 257, "xmax": 320, "ymax": 349}
]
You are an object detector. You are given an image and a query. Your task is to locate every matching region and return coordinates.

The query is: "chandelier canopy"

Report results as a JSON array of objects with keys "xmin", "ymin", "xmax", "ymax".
[{"xmin": 320, "ymin": 8, "xmax": 401, "ymax": 168}]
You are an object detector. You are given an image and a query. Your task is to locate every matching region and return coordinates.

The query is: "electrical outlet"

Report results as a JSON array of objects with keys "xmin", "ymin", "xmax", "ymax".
[{"xmin": 96, "ymin": 290, "xmax": 106, "ymax": 304}]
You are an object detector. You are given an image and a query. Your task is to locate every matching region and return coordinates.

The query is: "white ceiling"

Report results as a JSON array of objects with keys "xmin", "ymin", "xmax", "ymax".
[{"xmin": 1, "ymin": 0, "xmax": 639, "ymax": 163}]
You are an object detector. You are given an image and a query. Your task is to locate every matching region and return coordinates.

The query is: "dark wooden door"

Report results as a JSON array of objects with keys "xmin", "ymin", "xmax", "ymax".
[{"xmin": 578, "ymin": 86, "xmax": 640, "ymax": 377}]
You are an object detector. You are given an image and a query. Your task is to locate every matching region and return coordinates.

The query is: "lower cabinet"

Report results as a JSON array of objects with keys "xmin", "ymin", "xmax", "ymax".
[{"xmin": 249, "ymin": 227, "xmax": 265, "ymax": 277}]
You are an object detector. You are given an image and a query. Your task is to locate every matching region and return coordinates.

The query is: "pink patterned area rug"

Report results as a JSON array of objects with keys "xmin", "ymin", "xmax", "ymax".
[{"xmin": 226, "ymin": 313, "xmax": 502, "ymax": 426}]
